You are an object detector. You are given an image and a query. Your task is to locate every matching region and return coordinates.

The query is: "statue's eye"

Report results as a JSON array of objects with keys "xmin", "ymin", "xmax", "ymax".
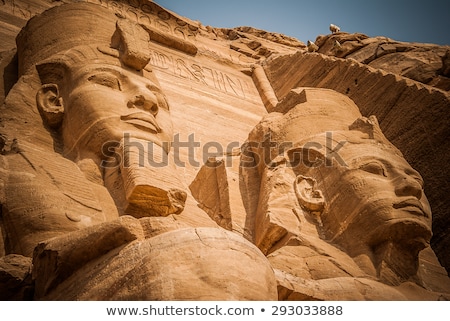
[
  {"xmin": 88, "ymin": 73, "xmax": 121, "ymax": 90},
  {"xmin": 359, "ymin": 161, "xmax": 387, "ymax": 177}
]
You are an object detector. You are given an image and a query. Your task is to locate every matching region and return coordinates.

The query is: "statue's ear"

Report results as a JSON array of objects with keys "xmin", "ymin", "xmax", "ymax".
[
  {"xmin": 36, "ymin": 84, "xmax": 64, "ymax": 128},
  {"xmin": 294, "ymin": 175, "xmax": 325, "ymax": 214}
]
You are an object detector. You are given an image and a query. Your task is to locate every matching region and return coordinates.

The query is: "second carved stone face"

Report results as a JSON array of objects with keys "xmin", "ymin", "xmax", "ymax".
[
  {"xmin": 61, "ymin": 62, "xmax": 173, "ymax": 160},
  {"xmin": 317, "ymin": 141, "xmax": 432, "ymax": 252}
]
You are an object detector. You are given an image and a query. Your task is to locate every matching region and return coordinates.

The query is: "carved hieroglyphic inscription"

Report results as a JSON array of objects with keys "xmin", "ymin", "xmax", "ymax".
[{"xmin": 149, "ymin": 49, "xmax": 248, "ymax": 99}]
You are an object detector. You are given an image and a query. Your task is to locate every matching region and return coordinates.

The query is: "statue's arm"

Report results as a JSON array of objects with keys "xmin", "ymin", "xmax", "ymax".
[
  {"xmin": 32, "ymin": 214, "xmax": 189, "ymax": 298},
  {"xmin": 32, "ymin": 215, "xmax": 144, "ymax": 297}
]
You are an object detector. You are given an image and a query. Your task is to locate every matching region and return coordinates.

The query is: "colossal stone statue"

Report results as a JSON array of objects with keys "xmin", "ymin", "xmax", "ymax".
[
  {"xmin": 0, "ymin": 1, "xmax": 448, "ymax": 301},
  {"xmin": 243, "ymin": 87, "xmax": 449, "ymax": 299},
  {"xmin": 0, "ymin": 2, "xmax": 277, "ymax": 300}
]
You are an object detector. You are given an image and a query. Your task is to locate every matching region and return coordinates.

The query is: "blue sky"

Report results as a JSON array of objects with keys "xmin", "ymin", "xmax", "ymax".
[{"xmin": 156, "ymin": 0, "xmax": 450, "ymax": 46}]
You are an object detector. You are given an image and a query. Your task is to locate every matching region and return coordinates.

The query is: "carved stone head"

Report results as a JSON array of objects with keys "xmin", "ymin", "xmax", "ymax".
[
  {"xmin": 14, "ymin": 2, "xmax": 185, "ymax": 217},
  {"xmin": 16, "ymin": 2, "xmax": 173, "ymax": 161},
  {"xmin": 245, "ymin": 87, "xmax": 432, "ymax": 282},
  {"xmin": 293, "ymin": 121, "xmax": 431, "ymax": 247}
]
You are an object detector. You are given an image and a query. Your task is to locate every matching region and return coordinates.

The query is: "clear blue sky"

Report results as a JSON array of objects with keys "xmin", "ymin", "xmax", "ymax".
[{"xmin": 156, "ymin": 0, "xmax": 450, "ymax": 46}]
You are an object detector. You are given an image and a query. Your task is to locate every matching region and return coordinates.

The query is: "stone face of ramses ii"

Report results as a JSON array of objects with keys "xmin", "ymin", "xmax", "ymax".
[
  {"xmin": 300, "ymin": 121, "xmax": 433, "ymax": 282},
  {"xmin": 27, "ymin": 3, "xmax": 187, "ymax": 218},
  {"xmin": 38, "ymin": 61, "xmax": 173, "ymax": 159},
  {"xmin": 245, "ymin": 88, "xmax": 441, "ymax": 299}
]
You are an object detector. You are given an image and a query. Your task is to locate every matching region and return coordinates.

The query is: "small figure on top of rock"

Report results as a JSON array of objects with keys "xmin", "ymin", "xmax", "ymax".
[{"xmin": 329, "ymin": 23, "xmax": 340, "ymax": 33}]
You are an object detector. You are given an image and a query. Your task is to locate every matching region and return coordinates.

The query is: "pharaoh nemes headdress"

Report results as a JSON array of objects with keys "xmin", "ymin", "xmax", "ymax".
[{"xmin": 16, "ymin": 2, "xmax": 153, "ymax": 77}]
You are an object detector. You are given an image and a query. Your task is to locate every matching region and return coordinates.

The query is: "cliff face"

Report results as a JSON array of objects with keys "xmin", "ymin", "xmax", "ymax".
[
  {"xmin": 0, "ymin": 0, "xmax": 448, "ymax": 300},
  {"xmin": 315, "ymin": 32, "xmax": 450, "ymax": 91}
]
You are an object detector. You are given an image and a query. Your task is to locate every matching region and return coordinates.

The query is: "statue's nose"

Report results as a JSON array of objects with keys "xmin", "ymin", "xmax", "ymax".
[
  {"xmin": 394, "ymin": 173, "xmax": 423, "ymax": 200},
  {"xmin": 127, "ymin": 92, "xmax": 159, "ymax": 116}
]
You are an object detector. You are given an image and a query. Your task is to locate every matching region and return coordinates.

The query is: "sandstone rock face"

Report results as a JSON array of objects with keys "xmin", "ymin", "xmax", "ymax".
[
  {"xmin": 313, "ymin": 32, "xmax": 450, "ymax": 91},
  {"xmin": 0, "ymin": 0, "xmax": 449, "ymax": 300}
]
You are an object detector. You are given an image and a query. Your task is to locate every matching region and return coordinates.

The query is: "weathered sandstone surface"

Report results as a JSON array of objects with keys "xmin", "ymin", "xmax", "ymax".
[{"xmin": 0, "ymin": 0, "xmax": 448, "ymax": 300}]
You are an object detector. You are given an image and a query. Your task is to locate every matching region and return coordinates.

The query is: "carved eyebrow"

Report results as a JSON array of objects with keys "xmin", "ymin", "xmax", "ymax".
[
  {"xmin": 88, "ymin": 66, "xmax": 163, "ymax": 91},
  {"xmin": 357, "ymin": 160, "xmax": 387, "ymax": 177},
  {"xmin": 351, "ymin": 156, "xmax": 389, "ymax": 168},
  {"xmin": 352, "ymin": 156, "xmax": 425, "ymax": 185},
  {"xmin": 95, "ymin": 67, "xmax": 124, "ymax": 77},
  {"xmin": 351, "ymin": 157, "xmax": 393, "ymax": 173},
  {"xmin": 87, "ymin": 71, "xmax": 121, "ymax": 90},
  {"xmin": 84, "ymin": 67, "xmax": 124, "ymax": 80}
]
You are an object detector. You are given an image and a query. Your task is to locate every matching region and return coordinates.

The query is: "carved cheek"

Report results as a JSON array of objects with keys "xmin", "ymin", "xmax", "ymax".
[
  {"xmin": 327, "ymin": 173, "xmax": 390, "ymax": 219},
  {"xmin": 69, "ymin": 87, "xmax": 127, "ymax": 115}
]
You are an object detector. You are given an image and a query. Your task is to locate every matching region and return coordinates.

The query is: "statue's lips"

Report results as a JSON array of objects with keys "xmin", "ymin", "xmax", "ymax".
[
  {"xmin": 120, "ymin": 112, "xmax": 161, "ymax": 133},
  {"xmin": 393, "ymin": 198, "xmax": 429, "ymax": 218}
]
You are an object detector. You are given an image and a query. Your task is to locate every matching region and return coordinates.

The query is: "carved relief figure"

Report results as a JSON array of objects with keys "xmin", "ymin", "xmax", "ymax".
[
  {"xmin": 243, "ymin": 87, "xmax": 450, "ymax": 300},
  {"xmin": 0, "ymin": 2, "xmax": 277, "ymax": 300}
]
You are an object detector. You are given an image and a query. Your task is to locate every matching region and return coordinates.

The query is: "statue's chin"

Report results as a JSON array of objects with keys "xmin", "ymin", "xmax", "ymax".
[
  {"xmin": 327, "ymin": 220, "xmax": 430, "ymax": 285},
  {"xmin": 368, "ymin": 218, "xmax": 432, "ymax": 250},
  {"xmin": 322, "ymin": 217, "xmax": 431, "ymax": 282}
]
